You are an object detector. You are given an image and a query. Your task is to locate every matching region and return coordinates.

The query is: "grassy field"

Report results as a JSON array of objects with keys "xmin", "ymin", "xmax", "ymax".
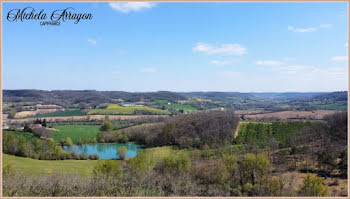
[
  {"xmin": 88, "ymin": 104, "xmax": 170, "ymax": 115},
  {"xmin": 53, "ymin": 125, "xmax": 100, "ymax": 144},
  {"xmin": 309, "ymin": 103, "xmax": 347, "ymax": 110},
  {"xmin": 3, "ymin": 103, "xmax": 10, "ymax": 109},
  {"xmin": 2, "ymin": 154, "xmax": 98, "ymax": 176},
  {"xmin": 2, "ymin": 146, "xmax": 175, "ymax": 176},
  {"xmin": 26, "ymin": 109, "xmax": 85, "ymax": 118},
  {"xmin": 150, "ymin": 100, "xmax": 198, "ymax": 112}
]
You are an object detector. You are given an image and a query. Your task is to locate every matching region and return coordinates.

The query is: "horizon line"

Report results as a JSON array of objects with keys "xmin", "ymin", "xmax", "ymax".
[{"xmin": 2, "ymin": 89, "xmax": 348, "ymax": 93}]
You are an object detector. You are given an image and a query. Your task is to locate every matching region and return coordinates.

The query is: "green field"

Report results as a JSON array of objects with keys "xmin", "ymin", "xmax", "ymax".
[
  {"xmin": 88, "ymin": 104, "xmax": 170, "ymax": 115},
  {"xmin": 2, "ymin": 146, "xmax": 175, "ymax": 176},
  {"xmin": 2, "ymin": 103, "xmax": 11, "ymax": 109},
  {"xmin": 3, "ymin": 130, "xmax": 35, "ymax": 141},
  {"xmin": 26, "ymin": 109, "xmax": 85, "ymax": 118},
  {"xmin": 150, "ymin": 100, "xmax": 198, "ymax": 112},
  {"xmin": 53, "ymin": 125, "xmax": 100, "ymax": 144},
  {"xmin": 311, "ymin": 103, "xmax": 347, "ymax": 110},
  {"xmin": 2, "ymin": 154, "xmax": 98, "ymax": 176}
]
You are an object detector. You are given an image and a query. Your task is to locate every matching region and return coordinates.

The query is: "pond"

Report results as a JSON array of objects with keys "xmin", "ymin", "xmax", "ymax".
[{"xmin": 62, "ymin": 143, "xmax": 141, "ymax": 159}]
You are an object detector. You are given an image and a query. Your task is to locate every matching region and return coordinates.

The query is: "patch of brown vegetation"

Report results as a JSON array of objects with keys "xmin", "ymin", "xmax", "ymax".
[
  {"xmin": 235, "ymin": 110, "xmax": 266, "ymax": 115},
  {"xmin": 244, "ymin": 110, "xmax": 336, "ymax": 120},
  {"xmin": 277, "ymin": 171, "xmax": 347, "ymax": 197}
]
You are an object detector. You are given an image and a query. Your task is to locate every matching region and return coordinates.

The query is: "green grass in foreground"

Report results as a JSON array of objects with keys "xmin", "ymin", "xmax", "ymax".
[
  {"xmin": 2, "ymin": 146, "xmax": 176, "ymax": 176},
  {"xmin": 53, "ymin": 125, "xmax": 100, "ymax": 144},
  {"xmin": 27, "ymin": 109, "xmax": 85, "ymax": 118},
  {"xmin": 2, "ymin": 154, "xmax": 98, "ymax": 176}
]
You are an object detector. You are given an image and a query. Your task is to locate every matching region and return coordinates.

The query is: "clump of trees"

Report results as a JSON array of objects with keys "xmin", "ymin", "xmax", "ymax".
[
  {"xmin": 2, "ymin": 132, "xmax": 99, "ymax": 160},
  {"xmin": 99, "ymin": 110, "xmax": 239, "ymax": 149},
  {"xmin": 76, "ymin": 136, "xmax": 97, "ymax": 145},
  {"xmin": 299, "ymin": 173, "xmax": 328, "ymax": 196},
  {"xmin": 59, "ymin": 137, "xmax": 73, "ymax": 146},
  {"xmin": 3, "ymin": 151, "xmax": 303, "ymax": 197},
  {"xmin": 100, "ymin": 121, "xmax": 114, "ymax": 131}
]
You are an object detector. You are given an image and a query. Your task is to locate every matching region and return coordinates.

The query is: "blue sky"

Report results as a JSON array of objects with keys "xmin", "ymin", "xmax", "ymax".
[{"xmin": 2, "ymin": 2, "xmax": 348, "ymax": 92}]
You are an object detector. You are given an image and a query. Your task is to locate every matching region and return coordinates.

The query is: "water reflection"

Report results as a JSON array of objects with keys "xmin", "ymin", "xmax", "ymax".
[{"xmin": 63, "ymin": 143, "xmax": 141, "ymax": 159}]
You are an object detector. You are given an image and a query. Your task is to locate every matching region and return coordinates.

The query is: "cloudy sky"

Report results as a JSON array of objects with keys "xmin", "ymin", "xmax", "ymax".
[{"xmin": 2, "ymin": 2, "xmax": 348, "ymax": 92}]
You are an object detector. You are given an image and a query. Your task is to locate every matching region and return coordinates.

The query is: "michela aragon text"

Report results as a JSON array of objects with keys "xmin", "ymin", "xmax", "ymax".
[{"xmin": 7, "ymin": 7, "xmax": 92, "ymax": 24}]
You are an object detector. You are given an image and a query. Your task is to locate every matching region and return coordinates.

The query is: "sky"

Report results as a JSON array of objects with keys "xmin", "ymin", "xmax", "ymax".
[{"xmin": 2, "ymin": 2, "xmax": 348, "ymax": 92}]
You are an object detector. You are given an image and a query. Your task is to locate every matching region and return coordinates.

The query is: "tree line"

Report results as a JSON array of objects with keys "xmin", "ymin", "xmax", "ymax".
[
  {"xmin": 98, "ymin": 110, "xmax": 239, "ymax": 149},
  {"xmin": 3, "ymin": 150, "xmax": 329, "ymax": 197},
  {"xmin": 3, "ymin": 132, "xmax": 99, "ymax": 160}
]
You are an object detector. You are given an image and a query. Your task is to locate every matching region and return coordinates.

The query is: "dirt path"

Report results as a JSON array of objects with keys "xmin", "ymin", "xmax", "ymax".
[{"xmin": 234, "ymin": 122, "xmax": 241, "ymax": 138}]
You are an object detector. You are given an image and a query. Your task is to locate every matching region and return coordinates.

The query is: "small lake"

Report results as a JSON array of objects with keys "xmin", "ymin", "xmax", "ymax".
[{"xmin": 62, "ymin": 143, "xmax": 141, "ymax": 159}]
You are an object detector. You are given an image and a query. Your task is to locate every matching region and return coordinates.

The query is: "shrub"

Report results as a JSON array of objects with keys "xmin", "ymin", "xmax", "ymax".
[
  {"xmin": 222, "ymin": 154, "xmax": 237, "ymax": 174},
  {"xmin": 79, "ymin": 154, "xmax": 88, "ymax": 160},
  {"xmin": 117, "ymin": 146, "xmax": 128, "ymax": 160},
  {"xmin": 88, "ymin": 154, "xmax": 100, "ymax": 160},
  {"xmin": 2, "ymin": 164, "xmax": 13, "ymax": 178},
  {"xmin": 59, "ymin": 139, "xmax": 66, "ymax": 146},
  {"xmin": 93, "ymin": 160, "xmax": 122, "ymax": 177},
  {"xmin": 299, "ymin": 173, "xmax": 328, "ymax": 196},
  {"xmin": 100, "ymin": 121, "xmax": 114, "ymax": 131},
  {"xmin": 338, "ymin": 150, "xmax": 347, "ymax": 176},
  {"xmin": 128, "ymin": 152, "xmax": 154, "ymax": 174},
  {"xmin": 66, "ymin": 137, "xmax": 73, "ymax": 146},
  {"xmin": 161, "ymin": 151, "xmax": 191, "ymax": 174}
]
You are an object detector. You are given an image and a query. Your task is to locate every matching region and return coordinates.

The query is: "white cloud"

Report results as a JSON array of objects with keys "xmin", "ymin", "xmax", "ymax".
[
  {"xmin": 193, "ymin": 42, "xmax": 247, "ymax": 56},
  {"xmin": 211, "ymin": 60, "xmax": 233, "ymax": 66},
  {"xmin": 109, "ymin": 2, "xmax": 156, "ymax": 13},
  {"xmin": 258, "ymin": 63, "xmax": 347, "ymax": 81},
  {"xmin": 287, "ymin": 24, "xmax": 332, "ymax": 33},
  {"xmin": 140, "ymin": 68, "xmax": 156, "ymax": 73},
  {"xmin": 87, "ymin": 38, "xmax": 97, "ymax": 45},
  {"xmin": 255, "ymin": 60, "xmax": 284, "ymax": 66},
  {"xmin": 288, "ymin": 26, "xmax": 316, "ymax": 33},
  {"xmin": 331, "ymin": 56, "xmax": 348, "ymax": 62},
  {"xmin": 319, "ymin": 24, "xmax": 332, "ymax": 28}
]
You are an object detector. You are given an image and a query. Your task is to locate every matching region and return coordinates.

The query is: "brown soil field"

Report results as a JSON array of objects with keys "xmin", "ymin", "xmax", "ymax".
[
  {"xmin": 244, "ymin": 110, "xmax": 336, "ymax": 120},
  {"xmin": 235, "ymin": 110, "xmax": 266, "ymax": 115},
  {"xmin": 15, "ymin": 109, "xmax": 64, "ymax": 118},
  {"xmin": 10, "ymin": 115, "xmax": 169, "ymax": 125}
]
